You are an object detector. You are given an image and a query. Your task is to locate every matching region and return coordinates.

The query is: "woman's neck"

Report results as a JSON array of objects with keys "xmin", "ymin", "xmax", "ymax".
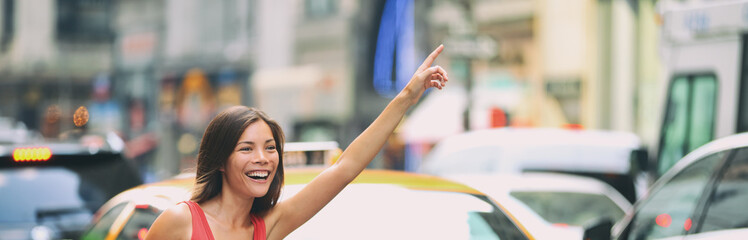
[{"xmin": 201, "ymin": 191, "xmax": 255, "ymax": 228}]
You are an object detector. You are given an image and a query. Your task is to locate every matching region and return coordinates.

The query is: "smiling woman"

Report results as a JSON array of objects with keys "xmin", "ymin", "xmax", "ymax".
[
  {"xmin": 190, "ymin": 107, "xmax": 285, "ymax": 215},
  {"xmin": 144, "ymin": 45, "xmax": 449, "ymax": 240}
]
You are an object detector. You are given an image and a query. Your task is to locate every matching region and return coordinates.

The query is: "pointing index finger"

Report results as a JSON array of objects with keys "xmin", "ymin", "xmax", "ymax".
[{"xmin": 417, "ymin": 44, "xmax": 444, "ymax": 72}]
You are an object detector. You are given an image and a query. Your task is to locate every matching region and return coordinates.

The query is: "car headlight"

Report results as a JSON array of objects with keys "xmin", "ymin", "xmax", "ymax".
[{"xmin": 30, "ymin": 226, "xmax": 53, "ymax": 240}]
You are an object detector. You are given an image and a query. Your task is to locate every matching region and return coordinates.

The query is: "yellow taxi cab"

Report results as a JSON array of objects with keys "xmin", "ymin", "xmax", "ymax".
[{"xmin": 81, "ymin": 168, "xmax": 535, "ymax": 240}]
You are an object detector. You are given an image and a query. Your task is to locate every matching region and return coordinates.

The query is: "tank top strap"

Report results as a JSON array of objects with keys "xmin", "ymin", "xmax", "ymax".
[
  {"xmin": 249, "ymin": 214, "xmax": 266, "ymax": 240},
  {"xmin": 180, "ymin": 201, "xmax": 215, "ymax": 240}
]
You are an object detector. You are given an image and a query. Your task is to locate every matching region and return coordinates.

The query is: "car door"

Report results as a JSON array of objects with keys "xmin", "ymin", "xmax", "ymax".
[
  {"xmin": 616, "ymin": 150, "xmax": 728, "ymax": 240},
  {"xmin": 684, "ymin": 147, "xmax": 748, "ymax": 239}
]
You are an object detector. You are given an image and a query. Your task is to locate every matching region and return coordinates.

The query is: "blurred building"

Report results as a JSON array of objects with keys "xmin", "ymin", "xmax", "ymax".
[
  {"xmin": 113, "ymin": 0, "xmax": 259, "ymax": 180},
  {"xmin": 0, "ymin": 0, "xmax": 668, "ymax": 177},
  {"xmin": 423, "ymin": 0, "xmax": 661, "ymax": 142},
  {"xmin": 393, "ymin": 0, "xmax": 663, "ymax": 171},
  {"xmin": 251, "ymin": 0, "xmax": 359, "ymax": 143},
  {"xmin": 110, "ymin": 0, "xmax": 391, "ymax": 176},
  {"xmin": 0, "ymin": 0, "xmax": 116, "ymax": 135}
]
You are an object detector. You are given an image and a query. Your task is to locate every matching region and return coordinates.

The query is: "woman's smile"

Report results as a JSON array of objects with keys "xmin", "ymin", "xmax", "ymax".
[{"xmin": 246, "ymin": 170, "xmax": 271, "ymax": 182}]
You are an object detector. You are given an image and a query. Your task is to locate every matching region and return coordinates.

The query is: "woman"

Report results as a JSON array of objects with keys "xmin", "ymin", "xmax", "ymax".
[{"xmin": 145, "ymin": 45, "xmax": 448, "ymax": 240}]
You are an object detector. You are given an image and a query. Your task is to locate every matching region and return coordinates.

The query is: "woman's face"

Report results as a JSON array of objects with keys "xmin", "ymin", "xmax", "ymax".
[{"xmin": 222, "ymin": 120, "xmax": 279, "ymax": 198}]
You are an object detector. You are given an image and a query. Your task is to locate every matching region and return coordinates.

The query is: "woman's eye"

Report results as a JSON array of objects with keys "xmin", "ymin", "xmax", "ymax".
[
  {"xmin": 266, "ymin": 146, "xmax": 277, "ymax": 151},
  {"xmin": 240, "ymin": 147, "xmax": 251, "ymax": 151}
]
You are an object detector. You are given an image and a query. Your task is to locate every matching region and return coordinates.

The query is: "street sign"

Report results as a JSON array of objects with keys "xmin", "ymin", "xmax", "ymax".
[{"xmin": 444, "ymin": 35, "xmax": 498, "ymax": 60}]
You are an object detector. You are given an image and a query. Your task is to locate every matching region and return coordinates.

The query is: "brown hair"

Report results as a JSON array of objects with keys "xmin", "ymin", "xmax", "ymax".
[{"xmin": 190, "ymin": 106, "xmax": 285, "ymax": 214}]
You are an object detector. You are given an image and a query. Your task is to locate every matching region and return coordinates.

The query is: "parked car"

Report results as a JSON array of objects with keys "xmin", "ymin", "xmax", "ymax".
[
  {"xmin": 420, "ymin": 127, "xmax": 650, "ymax": 203},
  {"xmin": 584, "ymin": 132, "xmax": 748, "ymax": 240},
  {"xmin": 82, "ymin": 168, "xmax": 536, "ymax": 240},
  {"xmin": 0, "ymin": 130, "xmax": 142, "ymax": 240},
  {"xmin": 448, "ymin": 172, "xmax": 632, "ymax": 239}
]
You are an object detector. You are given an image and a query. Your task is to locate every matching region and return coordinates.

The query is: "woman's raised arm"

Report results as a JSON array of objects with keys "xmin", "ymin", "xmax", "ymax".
[{"xmin": 267, "ymin": 45, "xmax": 448, "ymax": 238}]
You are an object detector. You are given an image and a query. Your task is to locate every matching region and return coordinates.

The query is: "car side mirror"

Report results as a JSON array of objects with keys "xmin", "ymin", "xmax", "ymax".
[
  {"xmin": 630, "ymin": 148, "xmax": 649, "ymax": 172},
  {"xmin": 582, "ymin": 217, "xmax": 613, "ymax": 240}
]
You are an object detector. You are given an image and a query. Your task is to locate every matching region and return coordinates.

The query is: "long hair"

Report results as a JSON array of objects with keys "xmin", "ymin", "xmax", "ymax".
[{"xmin": 190, "ymin": 106, "xmax": 285, "ymax": 214}]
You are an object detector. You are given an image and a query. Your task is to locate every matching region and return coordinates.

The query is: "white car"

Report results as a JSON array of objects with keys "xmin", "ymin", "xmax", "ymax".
[
  {"xmin": 420, "ymin": 127, "xmax": 649, "ymax": 203},
  {"xmin": 448, "ymin": 172, "xmax": 632, "ymax": 240},
  {"xmin": 585, "ymin": 132, "xmax": 748, "ymax": 240}
]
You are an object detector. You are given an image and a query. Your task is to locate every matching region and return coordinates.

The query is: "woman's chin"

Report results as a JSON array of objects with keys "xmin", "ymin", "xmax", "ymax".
[{"xmin": 247, "ymin": 187, "xmax": 270, "ymax": 198}]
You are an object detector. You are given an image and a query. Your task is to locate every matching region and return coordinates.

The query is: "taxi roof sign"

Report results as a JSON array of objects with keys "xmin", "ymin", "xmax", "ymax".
[{"xmin": 13, "ymin": 147, "xmax": 52, "ymax": 162}]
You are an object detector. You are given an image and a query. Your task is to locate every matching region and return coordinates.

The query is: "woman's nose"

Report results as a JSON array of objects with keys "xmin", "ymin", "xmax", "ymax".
[{"xmin": 252, "ymin": 151, "xmax": 269, "ymax": 165}]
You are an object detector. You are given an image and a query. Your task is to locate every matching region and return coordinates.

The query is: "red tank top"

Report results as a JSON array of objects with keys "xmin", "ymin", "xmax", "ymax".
[{"xmin": 181, "ymin": 201, "xmax": 266, "ymax": 240}]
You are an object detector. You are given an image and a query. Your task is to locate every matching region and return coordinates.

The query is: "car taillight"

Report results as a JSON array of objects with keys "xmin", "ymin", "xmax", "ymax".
[
  {"xmin": 656, "ymin": 213, "xmax": 672, "ymax": 228},
  {"xmin": 13, "ymin": 147, "xmax": 52, "ymax": 162},
  {"xmin": 552, "ymin": 223, "xmax": 569, "ymax": 228},
  {"xmin": 135, "ymin": 204, "xmax": 150, "ymax": 209},
  {"xmin": 562, "ymin": 123, "xmax": 584, "ymax": 130},
  {"xmin": 138, "ymin": 228, "xmax": 148, "ymax": 240}
]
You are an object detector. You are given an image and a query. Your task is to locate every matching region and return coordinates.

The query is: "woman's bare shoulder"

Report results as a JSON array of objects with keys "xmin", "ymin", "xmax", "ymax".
[
  {"xmin": 145, "ymin": 203, "xmax": 192, "ymax": 240},
  {"xmin": 260, "ymin": 202, "xmax": 286, "ymax": 235},
  {"xmin": 160, "ymin": 203, "xmax": 193, "ymax": 223}
]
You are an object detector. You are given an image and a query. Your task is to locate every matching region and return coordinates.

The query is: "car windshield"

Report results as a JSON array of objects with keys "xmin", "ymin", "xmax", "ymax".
[
  {"xmin": 510, "ymin": 191, "xmax": 624, "ymax": 226},
  {"xmin": 281, "ymin": 184, "xmax": 527, "ymax": 240}
]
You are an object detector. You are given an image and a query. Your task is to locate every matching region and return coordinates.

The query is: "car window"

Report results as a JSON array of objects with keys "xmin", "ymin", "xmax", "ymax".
[
  {"xmin": 117, "ymin": 205, "xmax": 161, "ymax": 240},
  {"xmin": 658, "ymin": 75, "xmax": 717, "ymax": 175},
  {"xmin": 625, "ymin": 151, "xmax": 725, "ymax": 240},
  {"xmin": 510, "ymin": 191, "xmax": 625, "ymax": 226},
  {"xmin": 698, "ymin": 147, "xmax": 748, "ymax": 233},
  {"xmin": 282, "ymin": 184, "xmax": 528, "ymax": 240},
  {"xmin": 81, "ymin": 202, "xmax": 128, "ymax": 240}
]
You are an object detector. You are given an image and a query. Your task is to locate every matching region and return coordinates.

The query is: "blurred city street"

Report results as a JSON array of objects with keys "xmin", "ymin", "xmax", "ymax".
[{"xmin": 2, "ymin": 0, "xmax": 748, "ymax": 239}]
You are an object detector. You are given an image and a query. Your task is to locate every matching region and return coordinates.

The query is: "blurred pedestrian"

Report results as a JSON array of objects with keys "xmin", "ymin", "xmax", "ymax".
[{"xmin": 145, "ymin": 45, "xmax": 448, "ymax": 240}]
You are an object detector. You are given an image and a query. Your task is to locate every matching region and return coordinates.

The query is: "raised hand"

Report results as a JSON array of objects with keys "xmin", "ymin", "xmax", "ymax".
[{"xmin": 400, "ymin": 44, "xmax": 449, "ymax": 105}]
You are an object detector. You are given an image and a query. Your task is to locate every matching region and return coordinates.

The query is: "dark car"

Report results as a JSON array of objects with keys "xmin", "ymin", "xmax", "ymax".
[
  {"xmin": 585, "ymin": 132, "xmax": 748, "ymax": 240},
  {"xmin": 0, "ymin": 130, "xmax": 142, "ymax": 240}
]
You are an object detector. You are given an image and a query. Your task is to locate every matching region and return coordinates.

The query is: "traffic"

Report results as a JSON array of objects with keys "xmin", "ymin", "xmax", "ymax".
[
  {"xmin": 0, "ymin": 126, "xmax": 141, "ymax": 240},
  {"xmin": 2, "ymin": 0, "xmax": 748, "ymax": 239}
]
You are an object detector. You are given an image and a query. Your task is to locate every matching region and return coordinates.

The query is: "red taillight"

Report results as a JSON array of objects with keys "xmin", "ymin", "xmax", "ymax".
[
  {"xmin": 137, "ymin": 228, "xmax": 148, "ymax": 240},
  {"xmin": 12, "ymin": 147, "xmax": 52, "ymax": 162},
  {"xmin": 563, "ymin": 123, "xmax": 584, "ymax": 130},
  {"xmin": 656, "ymin": 213, "xmax": 672, "ymax": 228},
  {"xmin": 135, "ymin": 204, "xmax": 150, "ymax": 209},
  {"xmin": 552, "ymin": 223, "xmax": 569, "ymax": 228},
  {"xmin": 684, "ymin": 218, "xmax": 692, "ymax": 231}
]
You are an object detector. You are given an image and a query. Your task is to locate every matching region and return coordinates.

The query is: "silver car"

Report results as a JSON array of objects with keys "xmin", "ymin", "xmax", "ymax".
[
  {"xmin": 586, "ymin": 132, "xmax": 748, "ymax": 240},
  {"xmin": 449, "ymin": 173, "xmax": 632, "ymax": 240}
]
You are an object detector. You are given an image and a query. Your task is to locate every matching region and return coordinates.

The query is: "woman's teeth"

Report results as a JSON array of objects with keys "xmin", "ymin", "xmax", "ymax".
[{"xmin": 246, "ymin": 171, "xmax": 269, "ymax": 180}]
